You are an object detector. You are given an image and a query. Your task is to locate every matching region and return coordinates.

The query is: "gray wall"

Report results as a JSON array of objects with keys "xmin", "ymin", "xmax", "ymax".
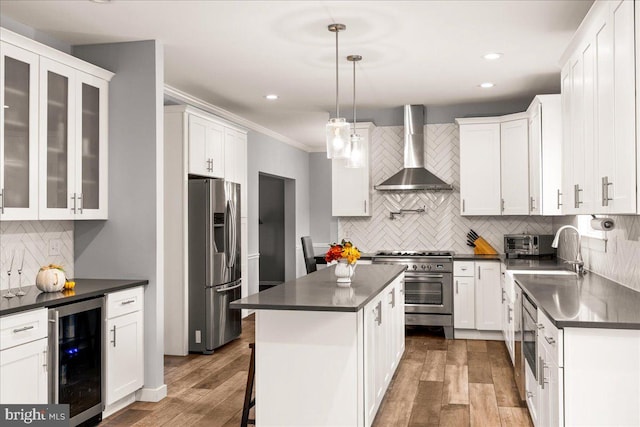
[
  {"xmin": 259, "ymin": 174, "xmax": 285, "ymax": 282},
  {"xmin": 73, "ymin": 40, "xmax": 165, "ymax": 394},
  {"xmin": 309, "ymin": 152, "xmax": 337, "ymax": 245},
  {"xmin": 247, "ymin": 130, "xmax": 310, "ymax": 277}
]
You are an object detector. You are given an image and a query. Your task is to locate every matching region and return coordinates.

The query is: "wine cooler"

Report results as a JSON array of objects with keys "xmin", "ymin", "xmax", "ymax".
[{"xmin": 49, "ymin": 297, "xmax": 104, "ymax": 426}]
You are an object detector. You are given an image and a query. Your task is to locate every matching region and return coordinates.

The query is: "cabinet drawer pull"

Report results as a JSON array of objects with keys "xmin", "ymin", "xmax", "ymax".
[
  {"xmin": 0, "ymin": 187, "xmax": 4, "ymax": 214},
  {"xmin": 111, "ymin": 325, "xmax": 117, "ymax": 347},
  {"xmin": 501, "ymin": 288, "xmax": 505, "ymax": 303},
  {"xmin": 77, "ymin": 193, "xmax": 83, "ymax": 214},
  {"xmin": 120, "ymin": 299, "xmax": 136, "ymax": 305},
  {"xmin": 507, "ymin": 306, "xmax": 513, "ymax": 323},
  {"xmin": 544, "ymin": 336, "xmax": 556, "ymax": 345},
  {"xmin": 456, "ymin": 280, "xmax": 459, "ymax": 294},
  {"xmin": 462, "ymin": 199, "xmax": 465, "ymax": 213},
  {"xmin": 530, "ymin": 196, "xmax": 535, "ymax": 212},
  {"xmin": 13, "ymin": 325, "xmax": 35, "ymax": 333},
  {"xmin": 537, "ymin": 323, "xmax": 544, "ymax": 330},
  {"xmin": 501, "ymin": 198, "xmax": 505, "ymax": 212},
  {"xmin": 478, "ymin": 266, "xmax": 481, "ymax": 280}
]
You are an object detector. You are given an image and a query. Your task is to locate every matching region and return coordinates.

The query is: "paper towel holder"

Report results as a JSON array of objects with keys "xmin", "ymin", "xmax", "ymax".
[{"xmin": 590, "ymin": 215, "xmax": 615, "ymax": 231}]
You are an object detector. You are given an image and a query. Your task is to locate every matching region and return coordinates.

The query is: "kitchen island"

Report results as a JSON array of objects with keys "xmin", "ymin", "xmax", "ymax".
[{"xmin": 230, "ymin": 264, "xmax": 406, "ymax": 427}]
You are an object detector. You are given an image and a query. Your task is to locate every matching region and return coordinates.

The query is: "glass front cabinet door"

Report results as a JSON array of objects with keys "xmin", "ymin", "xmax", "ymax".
[
  {"xmin": 0, "ymin": 42, "xmax": 39, "ymax": 220},
  {"xmin": 39, "ymin": 59, "xmax": 108, "ymax": 220}
]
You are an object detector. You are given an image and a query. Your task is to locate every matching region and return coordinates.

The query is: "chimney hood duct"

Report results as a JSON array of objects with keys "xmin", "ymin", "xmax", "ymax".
[{"xmin": 375, "ymin": 105, "xmax": 453, "ymax": 191}]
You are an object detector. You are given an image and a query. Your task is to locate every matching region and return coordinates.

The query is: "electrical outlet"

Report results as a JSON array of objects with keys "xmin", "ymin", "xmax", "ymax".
[
  {"xmin": 48, "ymin": 239, "xmax": 62, "ymax": 256},
  {"xmin": 195, "ymin": 330, "xmax": 201, "ymax": 344}
]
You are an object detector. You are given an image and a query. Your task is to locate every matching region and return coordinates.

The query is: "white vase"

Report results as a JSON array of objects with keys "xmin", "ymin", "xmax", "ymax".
[{"xmin": 335, "ymin": 260, "xmax": 356, "ymax": 287}]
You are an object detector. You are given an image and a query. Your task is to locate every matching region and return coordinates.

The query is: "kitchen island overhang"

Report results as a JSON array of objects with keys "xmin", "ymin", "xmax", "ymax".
[{"xmin": 230, "ymin": 264, "xmax": 407, "ymax": 427}]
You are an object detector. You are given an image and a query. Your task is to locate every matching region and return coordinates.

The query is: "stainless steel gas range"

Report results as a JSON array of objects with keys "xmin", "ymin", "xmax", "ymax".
[{"xmin": 372, "ymin": 251, "xmax": 454, "ymax": 338}]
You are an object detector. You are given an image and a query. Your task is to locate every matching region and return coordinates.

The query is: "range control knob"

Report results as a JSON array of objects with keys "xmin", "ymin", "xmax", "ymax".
[
  {"xmin": 421, "ymin": 264, "xmax": 427, "ymax": 270},
  {"xmin": 412, "ymin": 265, "xmax": 418, "ymax": 270},
  {"xmin": 427, "ymin": 264, "xmax": 433, "ymax": 270}
]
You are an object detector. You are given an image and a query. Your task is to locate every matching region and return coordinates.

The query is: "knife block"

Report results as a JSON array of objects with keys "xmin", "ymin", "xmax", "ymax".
[{"xmin": 473, "ymin": 237, "xmax": 498, "ymax": 255}]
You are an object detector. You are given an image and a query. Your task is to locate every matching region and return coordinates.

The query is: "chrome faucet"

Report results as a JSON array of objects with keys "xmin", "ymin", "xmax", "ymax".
[{"xmin": 551, "ymin": 225, "xmax": 585, "ymax": 275}]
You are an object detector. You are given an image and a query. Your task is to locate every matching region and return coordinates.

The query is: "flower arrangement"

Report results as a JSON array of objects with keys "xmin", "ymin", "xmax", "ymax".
[{"xmin": 325, "ymin": 239, "xmax": 361, "ymax": 265}]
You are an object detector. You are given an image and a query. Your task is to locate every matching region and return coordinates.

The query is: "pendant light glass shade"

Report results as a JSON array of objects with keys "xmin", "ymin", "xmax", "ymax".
[
  {"xmin": 345, "ymin": 133, "xmax": 363, "ymax": 168},
  {"xmin": 326, "ymin": 118, "xmax": 351, "ymax": 159}
]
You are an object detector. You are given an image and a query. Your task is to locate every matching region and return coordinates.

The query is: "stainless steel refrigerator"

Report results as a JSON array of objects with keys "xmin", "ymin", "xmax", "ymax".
[{"xmin": 188, "ymin": 178, "xmax": 242, "ymax": 353}]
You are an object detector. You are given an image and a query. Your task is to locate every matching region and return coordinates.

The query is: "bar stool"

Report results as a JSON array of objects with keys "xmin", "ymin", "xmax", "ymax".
[{"xmin": 241, "ymin": 343, "xmax": 256, "ymax": 427}]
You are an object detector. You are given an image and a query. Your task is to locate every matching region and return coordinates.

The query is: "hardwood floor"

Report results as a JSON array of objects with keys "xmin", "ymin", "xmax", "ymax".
[{"xmin": 102, "ymin": 317, "xmax": 531, "ymax": 427}]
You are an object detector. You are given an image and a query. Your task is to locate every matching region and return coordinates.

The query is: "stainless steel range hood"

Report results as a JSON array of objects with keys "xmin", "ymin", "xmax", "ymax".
[{"xmin": 375, "ymin": 105, "xmax": 453, "ymax": 191}]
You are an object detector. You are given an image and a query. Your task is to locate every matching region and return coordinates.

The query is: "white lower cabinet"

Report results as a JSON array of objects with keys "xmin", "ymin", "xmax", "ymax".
[
  {"xmin": 0, "ymin": 337, "xmax": 48, "ymax": 404},
  {"xmin": 453, "ymin": 260, "xmax": 501, "ymax": 336},
  {"xmin": 364, "ymin": 275, "xmax": 404, "ymax": 427},
  {"xmin": 454, "ymin": 276, "xmax": 475, "ymax": 329},
  {"xmin": 105, "ymin": 287, "xmax": 144, "ymax": 406},
  {"xmin": 0, "ymin": 308, "xmax": 49, "ymax": 404},
  {"xmin": 525, "ymin": 363, "xmax": 539, "ymax": 427},
  {"xmin": 475, "ymin": 261, "xmax": 502, "ymax": 331}
]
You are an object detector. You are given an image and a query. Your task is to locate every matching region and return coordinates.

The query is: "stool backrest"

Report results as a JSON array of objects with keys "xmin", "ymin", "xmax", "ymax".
[{"xmin": 301, "ymin": 236, "xmax": 317, "ymax": 274}]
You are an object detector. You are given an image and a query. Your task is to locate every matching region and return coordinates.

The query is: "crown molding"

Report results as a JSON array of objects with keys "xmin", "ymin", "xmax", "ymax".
[{"xmin": 164, "ymin": 85, "xmax": 314, "ymax": 152}]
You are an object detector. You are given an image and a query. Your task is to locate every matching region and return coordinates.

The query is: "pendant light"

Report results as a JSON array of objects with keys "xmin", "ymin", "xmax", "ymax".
[
  {"xmin": 326, "ymin": 23, "xmax": 351, "ymax": 159},
  {"xmin": 346, "ymin": 54, "xmax": 363, "ymax": 169}
]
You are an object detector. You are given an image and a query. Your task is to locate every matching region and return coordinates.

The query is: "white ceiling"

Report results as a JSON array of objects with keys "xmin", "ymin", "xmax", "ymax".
[{"xmin": 1, "ymin": 0, "xmax": 593, "ymax": 151}]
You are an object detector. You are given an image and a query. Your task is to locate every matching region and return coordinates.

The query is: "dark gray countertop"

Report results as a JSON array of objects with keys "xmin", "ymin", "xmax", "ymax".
[
  {"xmin": 514, "ymin": 273, "xmax": 640, "ymax": 329},
  {"xmin": 0, "ymin": 279, "xmax": 148, "ymax": 316},
  {"xmin": 230, "ymin": 264, "xmax": 406, "ymax": 312},
  {"xmin": 454, "ymin": 253, "xmax": 503, "ymax": 261}
]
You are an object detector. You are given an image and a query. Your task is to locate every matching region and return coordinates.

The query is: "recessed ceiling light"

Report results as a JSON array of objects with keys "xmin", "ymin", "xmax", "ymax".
[
  {"xmin": 479, "ymin": 82, "xmax": 495, "ymax": 89},
  {"xmin": 483, "ymin": 53, "xmax": 502, "ymax": 60},
  {"xmin": 264, "ymin": 94, "xmax": 279, "ymax": 100}
]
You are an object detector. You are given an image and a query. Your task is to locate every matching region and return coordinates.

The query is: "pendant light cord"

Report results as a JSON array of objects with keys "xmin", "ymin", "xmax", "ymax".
[
  {"xmin": 335, "ymin": 28, "xmax": 339, "ymax": 118},
  {"xmin": 352, "ymin": 59, "xmax": 356, "ymax": 132}
]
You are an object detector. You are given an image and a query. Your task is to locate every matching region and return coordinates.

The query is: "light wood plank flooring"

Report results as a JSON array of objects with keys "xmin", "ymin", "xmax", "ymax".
[{"xmin": 102, "ymin": 317, "xmax": 531, "ymax": 427}]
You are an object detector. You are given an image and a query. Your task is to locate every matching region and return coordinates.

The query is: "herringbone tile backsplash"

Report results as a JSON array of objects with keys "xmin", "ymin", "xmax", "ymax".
[
  {"xmin": 0, "ymin": 221, "xmax": 74, "ymax": 290},
  {"xmin": 555, "ymin": 215, "xmax": 640, "ymax": 291},
  {"xmin": 339, "ymin": 124, "xmax": 554, "ymax": 253}
]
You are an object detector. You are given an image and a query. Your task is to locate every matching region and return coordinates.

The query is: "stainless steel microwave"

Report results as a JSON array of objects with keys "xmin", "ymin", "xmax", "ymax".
[{"xmin": 504, "ymin": 234, "xmax": 555, "ymax": 257}]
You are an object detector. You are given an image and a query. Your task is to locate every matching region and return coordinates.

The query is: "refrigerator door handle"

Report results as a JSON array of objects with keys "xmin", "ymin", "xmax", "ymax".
[
  {"xmin": 225, "ymin": 200, "xmax": 233, "ymax": 268},
  {"xmin": 216, "ymin": 280, "xmax": 242, "ymax": 293},
  {"xmin": 230, "ymin": 198, "xmax": 237, "ymax": 268},
  {"xmin": 48, "ymin": 309, "xmax": 60, "ymax": 404}
]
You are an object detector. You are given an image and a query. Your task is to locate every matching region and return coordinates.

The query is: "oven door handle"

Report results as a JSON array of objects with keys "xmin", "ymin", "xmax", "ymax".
[{"xmin": 404, "ymin": 275, "xmax": 445, "ymax": 282}]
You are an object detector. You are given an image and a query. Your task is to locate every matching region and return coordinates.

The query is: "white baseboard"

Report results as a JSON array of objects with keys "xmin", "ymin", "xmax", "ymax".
[
  {"xmin": 135, "ymin": 384, "xmax": 168, "ymax": 402},
  {"xmin": 454, "ymin": 329, "xmax": 503, "ymax": 341},
  {"xmin": 103, "ymin": 393, "xmax": 136, "ymax": 419}
]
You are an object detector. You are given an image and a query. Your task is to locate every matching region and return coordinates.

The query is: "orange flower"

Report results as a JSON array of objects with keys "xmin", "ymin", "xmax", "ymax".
[{"xmin": 325, "ymin": 239, "xmax": 361, "ymax": 265}]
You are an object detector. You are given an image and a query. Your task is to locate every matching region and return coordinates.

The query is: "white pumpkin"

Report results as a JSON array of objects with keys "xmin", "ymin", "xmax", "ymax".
[{"xmin": 36, "ymin": 268, "xmax": 66, "ymax": 292}]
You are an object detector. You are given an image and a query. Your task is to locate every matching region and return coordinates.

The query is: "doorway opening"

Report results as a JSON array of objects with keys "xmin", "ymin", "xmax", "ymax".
[{"xmin": 258, "ymin": 173, "xmax": 295, "ymax": 292}]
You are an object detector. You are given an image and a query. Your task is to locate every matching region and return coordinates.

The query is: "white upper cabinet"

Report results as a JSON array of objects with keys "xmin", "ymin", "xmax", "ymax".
[
  {"xmin": 0, "ymin": 42, "xmax": 39, "ymax": 220},
  {"xmin": 458, "ymin": 121, "xmax": 501, "ymax": 215},
  {"xmin": 1, "ymin": 28, "xmax": 113, "ymax": 221},
  {"xmin": 595, "ymin": 0, "xmax": 635, "ymax": 214},
  {"xmin": 224, "ymin": 127, "xmax": 247, "ymax": 217},
  {"xmin": 527, "ymin": 95, "xmax": 563, "ymax": 216},
  {"xmin": 500, "ymin": 117, "xmax": 529, "ymax": 215},
  {"xmin": 332, "ymin": 122, "xmax": 374, "ymax": 217},
  {"xmin": 188, "ymin": 114, "xmax": 224, "ymax": 179},
  {"xmin": 560, "ymin": 0, "xmax": 637, "ymax": 214},
  {"xmin": 38, "ymin": 59, "xmax": 109, "ymax": 220}
]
